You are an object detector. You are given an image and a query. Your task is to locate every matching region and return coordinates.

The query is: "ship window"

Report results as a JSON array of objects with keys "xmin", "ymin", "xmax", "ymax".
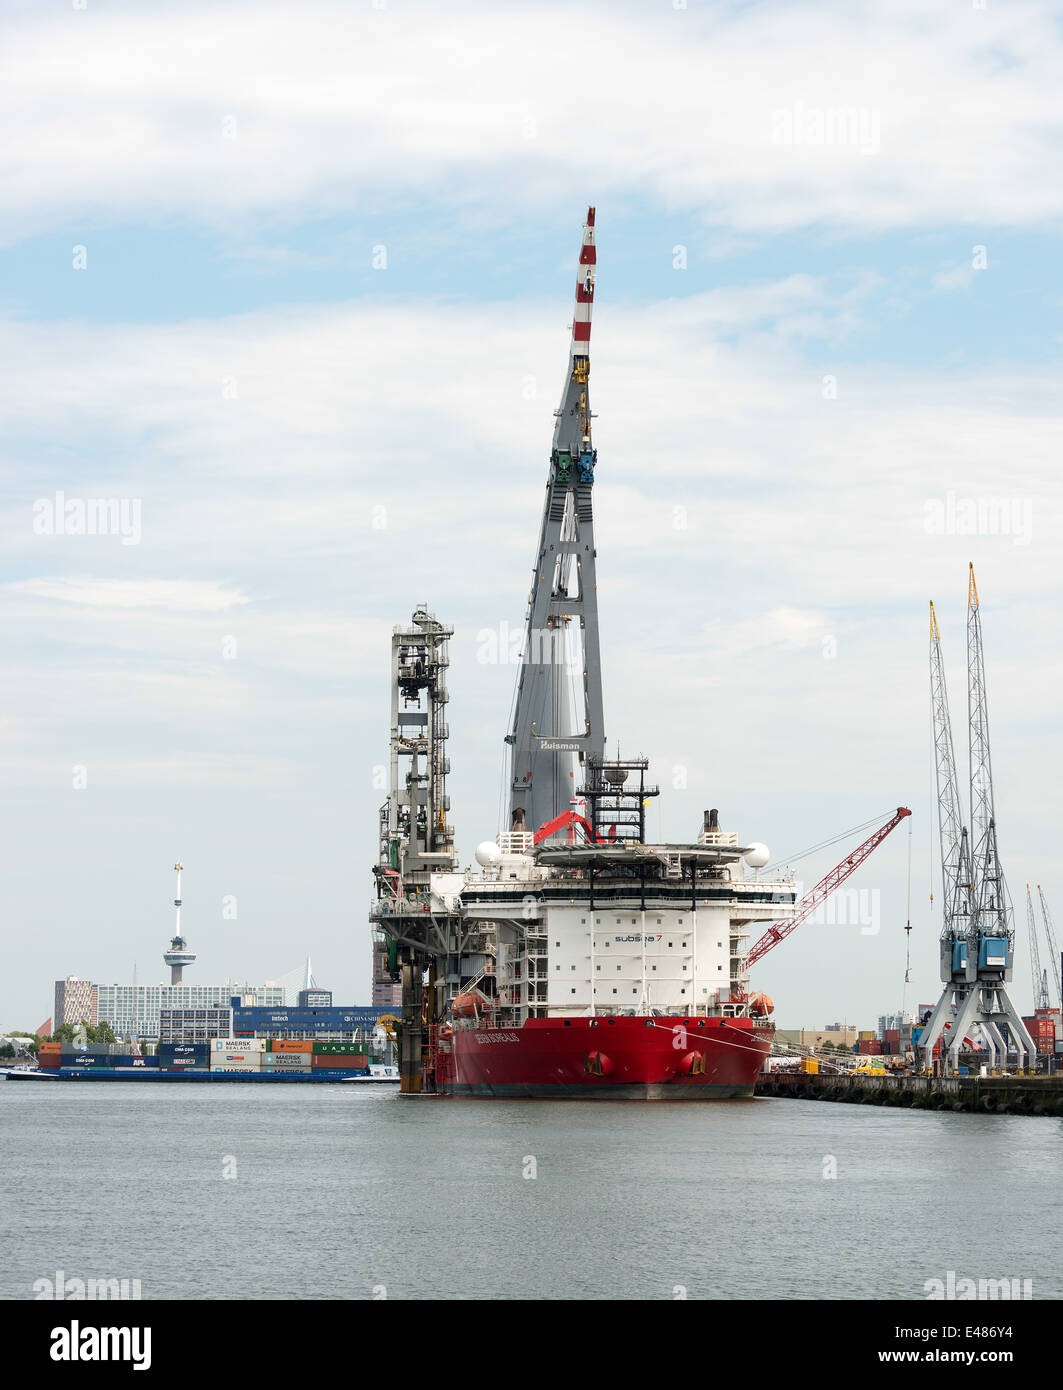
[
  {"xmin": 571, "ymin": 965, "xmax": 576, "ymax": 970},
  {"xmin": 667, "ymin": 942, "xmax": 673, "ymax": 948},
  {"xmin": 678, "ymin": 918, "xmax": 683, "ymax": 924},
  {"xmin": 718, "ymin": 965, "xmax": 722, "ymax": 971},
  {"xmin": 633, "ymin": 988, "xmax": 637, "ymax": 994},
  {"xmin": 555, "ymin": 965, "xmax": 560, "ymax": 971},
  {"xmin": 617, "ymin": 965, "xmax": 621, "ymax": 971},
  {"xmin": 571, "ymin": 989, "xmax": 576, "ymax": 995},
  {"xmin": 681, "ymin": 989, "xmax": 686, "ymax": 995},
  {"xmin": 616, "ymin": 918, "xmax": 621, "ymax": 924},
  {"xmin": 581, "ymin": 918, "xmax": 585, "ymax": 923},
  {"xmin": 555, "ymin": 941, "xmax": 560, "ymax": 947},
  {"xmin": 656, "ymin": 918, "xmax": 662, "ymax": 924},
  {"xmin": 652, "ymin": 965, "xmax": 656, "ymax": 971},
  {"xmin": 612, "ymin": 989, "xmax": 617, "ymax": 995},
  {"xmin": 632, "ymin": 919, "xmax": 636, "ymax": 924},
  {"xmin": 682, "ymin": 964, "xmax": 687, "ymax": 971},
  {"xmin": 596, "ymin": 965, "xmax": 600, "ymax": 971}
]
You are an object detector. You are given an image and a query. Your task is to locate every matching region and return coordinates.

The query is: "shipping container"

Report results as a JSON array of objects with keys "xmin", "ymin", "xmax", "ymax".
[
  {"xmin": 210, "ymin": 1038, "xmax": 266, "ymax": 1053},
  {"xmin": 857, "ymin": 1031, "xmax": 874, "ymax": 1041},
  {"xmin": 38, "ymin": 1053, "xmax": 60, "ymax": 1069},
  {"xmin": 210, "ymin": 1062, "xmax": 261, "ymax": 1072},
  {"xmin": 312, "ymin": 1041, "xmax": 368, "ymax": 1055},
  {"xmin": 269, "ymin": 1039, "xmax": 314, "ymax": 1053},
  {"xmin": 109, "ymin": 1054, "xmax": 159, "ymax": 1067},
  {"xmin": 312, "ymin": 1052, "xmax": 368, "ymax": 1070},
  {"xmin": 262, "ymin": 1052, "xmax": 312, "ymax": 1067},
  {"xmin": 158, "ymin": 1043, "xmax": 208, "ymax": 1056},
  {"xmin": 59, "ymin": 1053, "xmax": 110, "ymax": 1067}
]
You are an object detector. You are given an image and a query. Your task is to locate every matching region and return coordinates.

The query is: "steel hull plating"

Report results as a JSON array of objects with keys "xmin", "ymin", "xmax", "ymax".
[{"xmin": 438, "ymin": 1017, "xmax": 773, "ymax": 1100}]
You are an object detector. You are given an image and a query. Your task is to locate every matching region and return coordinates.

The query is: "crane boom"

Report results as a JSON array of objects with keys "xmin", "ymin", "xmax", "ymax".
[
  {"xmin": 1037, "ymin": 885, "xmax": 1062, "ymax": 1010},
  {"xmin": 1027, "ymin": 885, "xmax": 1050, "ymax": 1012},
  {"xmin": 930, "ymin": 601, "xmax": 964, "ymax": 939},
  {"xmin": 746, "ymin": 807, "xmax": 912, "ymax": 969}
]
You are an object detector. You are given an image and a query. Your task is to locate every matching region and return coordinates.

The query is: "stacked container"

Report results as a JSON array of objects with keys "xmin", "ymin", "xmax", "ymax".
[
  {"xmin": 311, "ymin": 1052, "xmax": 369, "ymax": 1072},
  {"xmin": 158, "ymin": 1042, "xmax": 210, "ymax": 1071},
  {"xmin": 210, "ymin": 1038, "xmax": 264, "ymax": 1072},
  {"xmin": 262, "ymin": 1051, "xmax": 311, "ymax": 1069}
]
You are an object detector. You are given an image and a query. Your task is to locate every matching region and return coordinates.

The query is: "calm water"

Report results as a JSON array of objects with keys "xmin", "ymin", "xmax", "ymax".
[{"xmin": 3, "ymin": 1082, "xmax": 1060, "ymax": 1300}]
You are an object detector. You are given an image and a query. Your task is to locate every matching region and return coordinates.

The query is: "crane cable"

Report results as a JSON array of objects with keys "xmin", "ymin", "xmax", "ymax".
[{"xmin": 767, "ymin": 808, "xmax": 898, "ymax": 872}]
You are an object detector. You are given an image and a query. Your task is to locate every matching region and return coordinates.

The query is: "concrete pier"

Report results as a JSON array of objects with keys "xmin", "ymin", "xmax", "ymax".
[{"xmin": 756, "ymin": 1071, "xmax": 1063, "ymax": 1117}]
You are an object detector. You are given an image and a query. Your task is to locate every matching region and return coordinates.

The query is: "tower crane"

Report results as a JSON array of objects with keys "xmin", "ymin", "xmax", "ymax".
[
  {"xmin": 1026, "ymin": 885, "xmax": 1051, "ymax": 1013},
  {"xmin": 1036, "ymin": 885, "xmax": 1062, "ymax": 1011},
  {"xmin": 919, "ymin": 567, "xmax": 1036, "ymax": 1074}
]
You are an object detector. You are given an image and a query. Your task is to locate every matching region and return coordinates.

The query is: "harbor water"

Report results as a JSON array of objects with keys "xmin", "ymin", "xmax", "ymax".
[{"xmin": 3, "ymin": 1084, "xmax": 1060, "ymax": 1300}]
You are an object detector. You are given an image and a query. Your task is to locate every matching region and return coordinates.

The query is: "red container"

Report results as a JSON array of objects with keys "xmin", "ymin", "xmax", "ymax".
[
  {"xmin": 868, "ymin": 1041, "xmax": 883, "ymax": 1055},
  {"xmin": 885, "ymin": 1030, "xmax": 900, "ymax": 1043},
  {"xmin": 38, "ymin": 1053, "xmax": 60, "ymax": 1069},
  {"xmin": 271, "ymin": 1039, "xmax": 314, "ymax": 1054},
  {"xmin": 311, "ymin": 1052, "xmax": 368, "ymax": 1070}
]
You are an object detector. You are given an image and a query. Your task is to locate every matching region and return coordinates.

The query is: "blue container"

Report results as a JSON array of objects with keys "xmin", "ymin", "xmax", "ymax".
[
  {"xmin": 111, "ymin": 1054, "xmax": 159, "ymax": 1068},
  {"xmin": 158, "ymin": 1043, "xmax": 209, "ymax": 1057}
]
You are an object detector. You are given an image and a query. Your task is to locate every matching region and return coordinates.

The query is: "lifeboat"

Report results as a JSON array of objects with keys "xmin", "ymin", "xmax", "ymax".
[
  {"xmin": 451, "ymin": 991, "xmax": 493, "ymax": 1018},
  {"xmin": 748, "ymin": 992, "xmax": 774, "ymax": 1017}
]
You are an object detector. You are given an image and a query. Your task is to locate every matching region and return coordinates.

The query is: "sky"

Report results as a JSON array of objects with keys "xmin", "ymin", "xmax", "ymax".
[{"xmin": 2, "ymin": 0, "xmax": 1061, "ymax": 1031}]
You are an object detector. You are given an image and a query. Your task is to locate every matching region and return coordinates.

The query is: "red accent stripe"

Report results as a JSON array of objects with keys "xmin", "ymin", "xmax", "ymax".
[
  {"xmin": 575, "ymin": 283, "xmax": 594, "ymax": 303},
  {"xmin": 586, "ymin": 207, "xmax": 595, "ymax": 226},
  {"xmin": 579, "ymin": 246, "xmax": 597, "ymax": 265},
  {"xmin": 573, "ymin": 322, "xmax": 591, "ymax": 341}
]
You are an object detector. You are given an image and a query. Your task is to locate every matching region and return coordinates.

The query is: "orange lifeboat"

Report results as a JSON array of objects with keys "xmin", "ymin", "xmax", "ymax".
[
  {"xmin": 748, "ymin": 992, "xmax": 774, "ymax": 1017},
  {"xmin": 451, "ymin": 991, "xmax": 492, "ymax": 1018}
]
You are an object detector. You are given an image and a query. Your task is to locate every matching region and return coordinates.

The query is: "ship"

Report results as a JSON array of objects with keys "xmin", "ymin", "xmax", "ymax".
[{"xmin": 370, "ymin": 208, "xmax": 798, "ymax": 1098}]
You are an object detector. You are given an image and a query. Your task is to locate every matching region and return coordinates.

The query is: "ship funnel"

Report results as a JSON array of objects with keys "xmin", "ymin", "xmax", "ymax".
[{"xmin": 704, "ymin": 809, "xmax": 720, "ymax": 833}]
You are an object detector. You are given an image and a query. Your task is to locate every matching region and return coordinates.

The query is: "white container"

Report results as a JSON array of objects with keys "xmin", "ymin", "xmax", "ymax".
[
  {"xmin": 210, "ymin": 1062, "xmax": 261, "ymax": 1072},
  {"xmin": 211, "ymin": 1038, "xmax": 266, "ymax": 1053},
  {"xmin": 262, "ymin": 1052, "xmax": 311, "ymax": 1068}
]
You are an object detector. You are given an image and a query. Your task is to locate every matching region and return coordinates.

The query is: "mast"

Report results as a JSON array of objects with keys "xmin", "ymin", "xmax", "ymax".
[{"xmin": 507, "ymin": 207, "xmax": 605, "ymax": 834}]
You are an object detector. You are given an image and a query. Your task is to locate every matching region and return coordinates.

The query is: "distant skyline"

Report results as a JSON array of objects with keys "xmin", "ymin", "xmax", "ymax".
[{"xmin": 2, "ymin": 0, "xmax": 1061, "ymax": 1030}]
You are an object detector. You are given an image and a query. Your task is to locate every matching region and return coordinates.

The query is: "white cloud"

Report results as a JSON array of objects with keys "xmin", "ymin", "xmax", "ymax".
[
  {"xmin": 2, "ymin": 0, "xmax": 1062, "ymax": 244},
  {"xmin": 9, "ymin": 577, "xmax": 250, "ymax": 611}
]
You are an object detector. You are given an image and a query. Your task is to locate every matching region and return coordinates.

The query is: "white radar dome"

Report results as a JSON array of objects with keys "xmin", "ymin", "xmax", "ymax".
[
  {"xmin": 743, "ymin": 842, "xmax": 770, "ymax": 869},
  {"xmin": 475, "ymin": 841, "xmax": 503, "ymax": 867}
]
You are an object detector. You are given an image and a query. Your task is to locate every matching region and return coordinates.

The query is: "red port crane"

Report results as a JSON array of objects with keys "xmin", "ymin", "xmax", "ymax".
[{"xmin": 746, "ymin": 807, "xmax": 912, "ymax": 969}]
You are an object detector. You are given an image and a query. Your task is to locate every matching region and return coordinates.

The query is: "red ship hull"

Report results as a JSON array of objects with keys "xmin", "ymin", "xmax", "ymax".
[{"xmin": 436, "ymin": 1016, "xmax": 773, "ymax": 1100}]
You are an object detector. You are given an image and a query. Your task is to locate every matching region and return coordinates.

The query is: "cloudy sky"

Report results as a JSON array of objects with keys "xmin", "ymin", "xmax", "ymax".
[{"xmin": 2, "ymin": 0, "xmax": 1061, "ymax": 1030}]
